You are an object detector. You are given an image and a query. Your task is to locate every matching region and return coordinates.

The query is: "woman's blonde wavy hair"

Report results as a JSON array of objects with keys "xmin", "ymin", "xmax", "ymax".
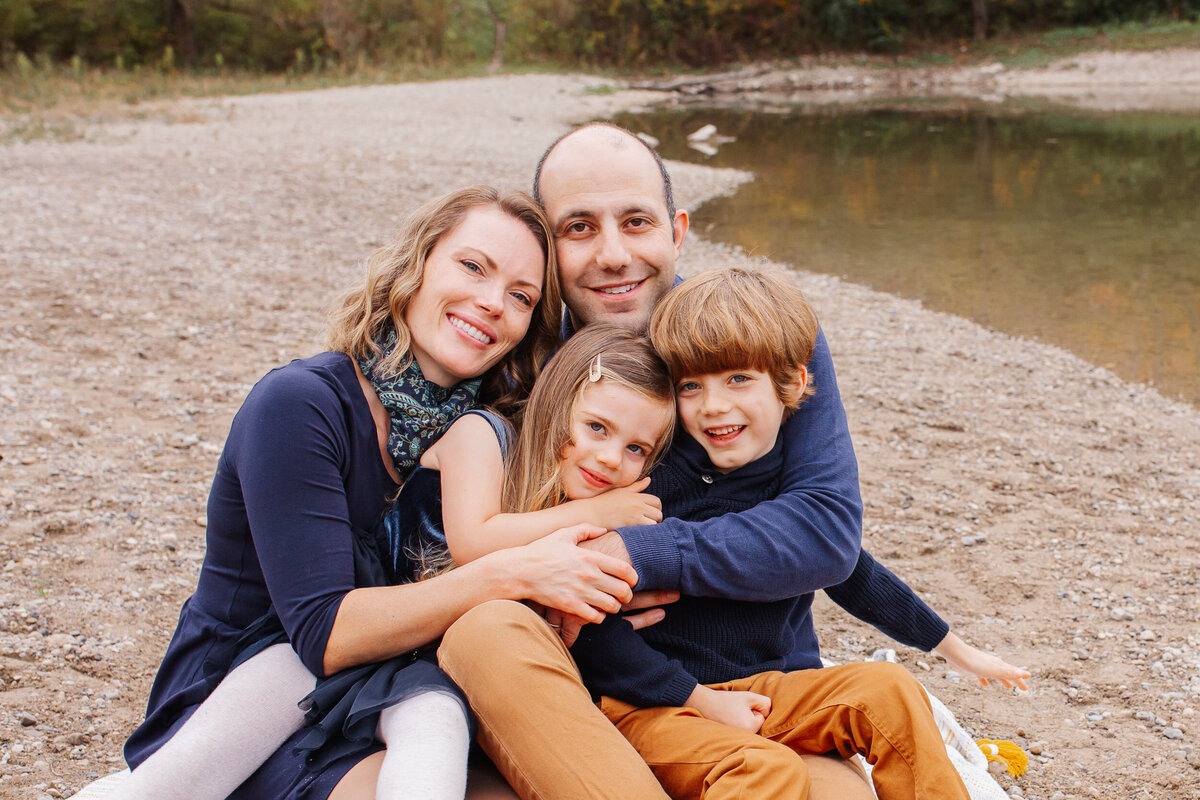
[
  {"xmin": 503, "ymin": 324, "xmax": 675, "ymax": 514},
  {"xmin": 325, "ymin": 186, "xmax": 562, "ymax": 419}
]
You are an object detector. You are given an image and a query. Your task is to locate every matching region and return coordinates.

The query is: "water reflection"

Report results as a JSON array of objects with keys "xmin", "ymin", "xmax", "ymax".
[{"xmin": 616, "ymin": 107, "xmax": 1200, "ymax": 405}]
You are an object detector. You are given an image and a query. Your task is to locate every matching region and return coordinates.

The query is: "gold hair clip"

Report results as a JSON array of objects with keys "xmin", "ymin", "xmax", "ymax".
[{"xmin": 589, "ymin": 355, "xmax": 603, "ymax": 383}]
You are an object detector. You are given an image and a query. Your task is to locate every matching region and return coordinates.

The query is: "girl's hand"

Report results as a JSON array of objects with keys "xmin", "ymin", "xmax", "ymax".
[
  {"xmin": 685, "ymin": 685, "xmax": 771, "ymax": 733},
  {"xmin": 583, "ymin": 477, "xmax": 663, "ymax": 528},
  {"xmin": 497, "ymin": 524, "xmax": 637, "ymax": 624},
  {"xmin": 933, "ymin": 632, "xmax": 1031, "ymax": 690}
]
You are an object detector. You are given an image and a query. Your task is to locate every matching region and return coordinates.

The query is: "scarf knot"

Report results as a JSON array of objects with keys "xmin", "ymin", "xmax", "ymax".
[{"xmin": 359, "ymin": 331, "xmax": 480, "ymax": 480}]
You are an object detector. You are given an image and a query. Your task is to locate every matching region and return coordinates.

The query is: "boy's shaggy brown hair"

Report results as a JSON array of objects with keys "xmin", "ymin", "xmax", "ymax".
[{"xmin": 649, "ymin": 266, "xmax": 819, "ymax": 415}]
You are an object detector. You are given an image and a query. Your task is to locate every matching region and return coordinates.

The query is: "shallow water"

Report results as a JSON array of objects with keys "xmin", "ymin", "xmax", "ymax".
[{"xmin": 617, "ymin": 105, "xmax": 1200, "ymax": 406}]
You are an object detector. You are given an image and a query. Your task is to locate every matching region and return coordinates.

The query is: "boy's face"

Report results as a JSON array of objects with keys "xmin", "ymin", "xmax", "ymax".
[{"xmin": 675, "ymin": 368, "xmax": 802, "ymax": 473}]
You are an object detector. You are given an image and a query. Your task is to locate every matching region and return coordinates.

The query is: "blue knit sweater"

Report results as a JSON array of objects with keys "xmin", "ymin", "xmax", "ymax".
[{"xmin": 572, "ymin": 430, "xmax": 949, "ymax": 708}]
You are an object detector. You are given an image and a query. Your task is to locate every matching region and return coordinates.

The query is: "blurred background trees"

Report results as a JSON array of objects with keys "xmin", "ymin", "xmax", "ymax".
[{"xmin": 1, "ymin": 0, "xmax": 1198, "ymax": 73}]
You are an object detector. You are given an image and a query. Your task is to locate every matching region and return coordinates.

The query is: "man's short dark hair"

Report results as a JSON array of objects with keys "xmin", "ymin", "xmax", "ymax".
[{"xmin": 532, "ymin": 122, "xmax": 677, "ymax": 228}]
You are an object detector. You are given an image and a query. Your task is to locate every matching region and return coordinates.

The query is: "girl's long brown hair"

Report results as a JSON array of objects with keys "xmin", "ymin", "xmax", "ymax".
[{"xmin": 503, "ymin": 324, "xmax": 674, "ymax": 514}]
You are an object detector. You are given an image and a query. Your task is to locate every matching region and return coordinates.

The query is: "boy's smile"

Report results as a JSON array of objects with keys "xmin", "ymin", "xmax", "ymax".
[{"xmin": 676, "ymin": 369, "xmax": 803, "ymax": 473}]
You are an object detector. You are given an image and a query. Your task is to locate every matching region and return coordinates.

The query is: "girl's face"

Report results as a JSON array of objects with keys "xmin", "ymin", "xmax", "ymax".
[
  {"xmin": 558, "ymin": 381, "xmax": 673, "ymax": 501},
  {"xmin": 404, "ymin": 205, "xmax": 546, "ymax": 388}
]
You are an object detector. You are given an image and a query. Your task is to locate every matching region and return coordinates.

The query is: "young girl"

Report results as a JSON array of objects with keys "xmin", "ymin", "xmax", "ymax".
[{"xmin": 293, "ymin": 323, "xmax": 677, "ymax": 798}]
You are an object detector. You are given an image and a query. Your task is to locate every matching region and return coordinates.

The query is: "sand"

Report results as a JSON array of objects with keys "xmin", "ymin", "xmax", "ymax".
[{"xmin": 1, "ymin": 49, "xmax": 1198, "ymax": 799}]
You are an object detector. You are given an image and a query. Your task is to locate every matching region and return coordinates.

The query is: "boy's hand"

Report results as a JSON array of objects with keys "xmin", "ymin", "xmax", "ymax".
[
  {"xmin": 584, "ymin": 477, "xmax": 663, "ymax": 528},
  {"xmin": 684, "ymin": 685, "xmax": 771, "ymax": 733},
  {"xmin": 933, "ymin": 632, "xmax": 1031, "ymax": 690}
]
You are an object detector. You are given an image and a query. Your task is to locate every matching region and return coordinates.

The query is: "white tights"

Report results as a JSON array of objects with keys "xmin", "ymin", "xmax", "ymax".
[
  {"xmin": 113, "ymin": 643, "xmax": 315, "ymax": 799},
  {"xmin": 115, "ymin": 647, "xmax": 471, "ymax": 800},
  {"xmin": 374, "ymin": 691, "xmax": 471, "ymax": 800}
]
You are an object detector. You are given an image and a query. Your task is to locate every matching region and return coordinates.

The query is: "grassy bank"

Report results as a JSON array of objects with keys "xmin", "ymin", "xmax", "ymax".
[
  {"xmin": 896, "ymin": 17, "xmax": 1200, "ymax": 68},
  {"xmin": 0, "ymin": 57, "xmax": 506, "ymax": 119},
  {"xmin": 2, "ymin": 17, "xmax": 1198, "ymax": 127}
]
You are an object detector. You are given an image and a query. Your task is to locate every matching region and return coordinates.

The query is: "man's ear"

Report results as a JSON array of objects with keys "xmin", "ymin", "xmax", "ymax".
[{"xmin": 672, "ymin": 209, "xmax": 689, "ymax": 255}]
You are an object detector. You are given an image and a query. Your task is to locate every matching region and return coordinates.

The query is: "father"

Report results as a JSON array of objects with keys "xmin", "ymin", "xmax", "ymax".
[{"xmin": 438, "ymin": 123, "xmax": 870, "ymax": 799}]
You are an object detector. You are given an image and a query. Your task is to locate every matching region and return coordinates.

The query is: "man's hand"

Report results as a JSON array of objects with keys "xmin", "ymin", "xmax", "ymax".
[
  {"xmin": 578, "ymin": 530, "xmax": 633, "ymax": 566},
  {"xmin": 545, "ymin": 589, "xmax": 680, "ymax": 648}
]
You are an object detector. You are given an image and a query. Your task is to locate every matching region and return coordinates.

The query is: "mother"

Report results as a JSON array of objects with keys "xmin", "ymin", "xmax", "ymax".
[{"xmin": 119, "ymin": 186, "xmax": 640, "ymax": 799}]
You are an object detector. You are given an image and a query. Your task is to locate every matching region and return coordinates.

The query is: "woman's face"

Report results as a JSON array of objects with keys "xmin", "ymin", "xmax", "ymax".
[{"xmin": 404, "ymin": 205, "xmax": 546, "ymax": 387}]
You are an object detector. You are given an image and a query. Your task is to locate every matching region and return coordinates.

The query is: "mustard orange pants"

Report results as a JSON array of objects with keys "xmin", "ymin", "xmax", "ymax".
[{"xmin": 440, "ymin": 600, "xmax": 963, "ymax": 800}]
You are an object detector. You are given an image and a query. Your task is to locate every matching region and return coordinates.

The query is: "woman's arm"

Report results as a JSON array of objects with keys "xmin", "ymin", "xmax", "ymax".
[
  {"xmin": 324, "ymin": 524, "xmax": 638, "ymax": 674},
  {"xmin": 236, "ymin": 367, "xmax": 638, "ymax": 678},
  {"xmin": 430, "ymin": 414, "xmax": 661, "ymax": 565}
]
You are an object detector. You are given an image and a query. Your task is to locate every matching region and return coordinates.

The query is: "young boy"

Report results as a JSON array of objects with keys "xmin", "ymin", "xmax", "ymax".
[{"xmin": 571, "ymin": 267, "xmax": 976, "ymax": 799}]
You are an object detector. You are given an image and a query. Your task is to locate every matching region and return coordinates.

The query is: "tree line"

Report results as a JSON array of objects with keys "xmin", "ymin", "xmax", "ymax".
[{"xmin": 2, "ymin": 0, "xmax": 1197, "ymax": 72}]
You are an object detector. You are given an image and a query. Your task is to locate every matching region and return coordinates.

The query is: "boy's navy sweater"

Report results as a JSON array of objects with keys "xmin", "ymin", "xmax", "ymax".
[{"xmin": 572, "ymin": 431, "xmax": 949, "ymax": 709}]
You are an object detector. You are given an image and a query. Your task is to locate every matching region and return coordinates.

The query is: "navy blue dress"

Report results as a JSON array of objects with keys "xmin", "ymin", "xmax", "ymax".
[
  {"xmin": 290, "ymin": 410, "xmax": 511, "ymax": 771},
  {"xmin": 124, "ymin": 353, "xmax": 400, "ymax": 799}
]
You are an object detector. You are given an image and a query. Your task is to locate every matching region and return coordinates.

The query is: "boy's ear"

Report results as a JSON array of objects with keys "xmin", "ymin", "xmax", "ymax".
[{"xmin": 794, "ymin": 366, "xmax": 809, "ymax": 397}]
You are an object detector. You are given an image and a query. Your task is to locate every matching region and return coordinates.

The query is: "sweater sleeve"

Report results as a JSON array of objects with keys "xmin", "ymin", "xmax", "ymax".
[
  {"xmin": 231, "ymin": 369, "xmax": 359, "ymax": 677},
  {"xmin": 823, "ymin": 549, "xmax": 950, "ymax": 652},
  {"xmin": 572, "ymin": 616, "xmax": 699, "ymax": 709},
  {"xmin": 620, "ymin": 328, "xmax": 863, "ymax": 601}
]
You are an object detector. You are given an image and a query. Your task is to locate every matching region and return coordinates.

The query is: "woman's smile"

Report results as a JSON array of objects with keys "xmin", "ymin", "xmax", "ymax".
[{"xmin": 404, "ymin": 205, "xmax": 545, "ymax": 388}]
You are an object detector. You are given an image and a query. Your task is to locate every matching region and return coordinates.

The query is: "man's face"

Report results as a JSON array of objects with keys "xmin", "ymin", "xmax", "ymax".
[{"xmin": 538, "ymin": 130, "xmax": 688, "ymax": 331}]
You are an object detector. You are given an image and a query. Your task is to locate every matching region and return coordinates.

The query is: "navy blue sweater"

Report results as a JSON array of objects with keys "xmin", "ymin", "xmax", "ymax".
[
  {"xmin": 618, "ymin": 329, "xmax": 862, "ymax": 610},
  {"xmin": 572, "ymin": 431, "xmax": 949, "ymax": 708}
]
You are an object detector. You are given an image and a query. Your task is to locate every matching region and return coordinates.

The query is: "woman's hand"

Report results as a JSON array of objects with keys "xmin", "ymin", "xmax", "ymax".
[
  {"xmin": 933, "ymin": 632, "xmax": 1031, "ymax": 690},
  {"xmin": 581, "ymin": 477, "xmax": 663, "ymax": 528},
  {"xmin": 684, "ymin": 685, "xmax": 772, "ymax": 733},
  {"xmin": 494, "ymin": 524, "xmax": 637, "ymax": 624}
]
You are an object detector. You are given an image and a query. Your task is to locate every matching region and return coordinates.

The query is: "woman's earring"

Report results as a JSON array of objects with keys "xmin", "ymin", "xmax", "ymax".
[{"xmin": 589, "ymin": 356, "xmax": 603, "ymax": 383}]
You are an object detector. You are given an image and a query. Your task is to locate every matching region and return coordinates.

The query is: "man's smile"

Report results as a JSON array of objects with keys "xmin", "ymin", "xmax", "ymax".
[{"xmin": 592, "ymin": 279, "xmax": 646, "ymax": 296}]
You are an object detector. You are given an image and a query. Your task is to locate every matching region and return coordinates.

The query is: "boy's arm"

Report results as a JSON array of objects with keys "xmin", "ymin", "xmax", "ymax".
[
  {"xmin": 823, "ymin": 548, "xmax": 949, "ymax": 652},
  {"xmin": 572, "ymin": 616, "xmax": 699, "ymax": 709},
  {"xmin": 617, "ymin": 329, "xmax": 863, "ymax": 601}
]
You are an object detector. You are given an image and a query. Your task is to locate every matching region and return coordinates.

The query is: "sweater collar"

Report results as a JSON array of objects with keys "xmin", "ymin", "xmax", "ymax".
[{"xmin": 665, "ymin": 426, "xmax": 785, "ymax": 485}]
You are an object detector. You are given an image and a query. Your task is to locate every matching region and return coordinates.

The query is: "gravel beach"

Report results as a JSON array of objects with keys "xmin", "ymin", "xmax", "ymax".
[{"xmin": 2, "ymin": 50, "xmax": 1199, "ymax": 798}]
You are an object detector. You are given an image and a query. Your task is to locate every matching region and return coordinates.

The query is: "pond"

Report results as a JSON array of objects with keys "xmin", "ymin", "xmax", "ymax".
[{"xmin": 614, "ymin": 105, "xmax": 1200, "ymax": 406}]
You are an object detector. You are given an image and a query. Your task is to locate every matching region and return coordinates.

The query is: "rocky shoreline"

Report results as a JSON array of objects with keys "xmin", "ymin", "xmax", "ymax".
[
  {"xmin": 1, "ymin": 50, "xmax": 1199, "ymax": 798},
  {"xmin": 628, "ymin": 47, "xmax": 1200, "ymax": 112}
]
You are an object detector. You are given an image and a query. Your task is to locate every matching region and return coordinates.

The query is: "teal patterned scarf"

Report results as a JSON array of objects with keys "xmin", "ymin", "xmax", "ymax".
[{"xmin": 359, "ymin": 331, "xmax": 481, "ymax": 480}]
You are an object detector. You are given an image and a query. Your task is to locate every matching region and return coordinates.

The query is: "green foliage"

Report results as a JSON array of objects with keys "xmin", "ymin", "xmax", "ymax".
[{"xmin": 2, "ymin": 0, "xmax": 1199, "ymax": 73}]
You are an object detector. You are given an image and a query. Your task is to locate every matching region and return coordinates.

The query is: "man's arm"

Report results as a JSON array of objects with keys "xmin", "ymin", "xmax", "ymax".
[{"xmin": 617, "ymin": 329, "xmax": 863, "ymax": 601}]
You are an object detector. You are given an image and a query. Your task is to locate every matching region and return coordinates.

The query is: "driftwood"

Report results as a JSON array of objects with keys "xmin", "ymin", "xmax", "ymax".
[{"xmin": 629, "ymin": 66, "xmax": 774, "ymax": 94}]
